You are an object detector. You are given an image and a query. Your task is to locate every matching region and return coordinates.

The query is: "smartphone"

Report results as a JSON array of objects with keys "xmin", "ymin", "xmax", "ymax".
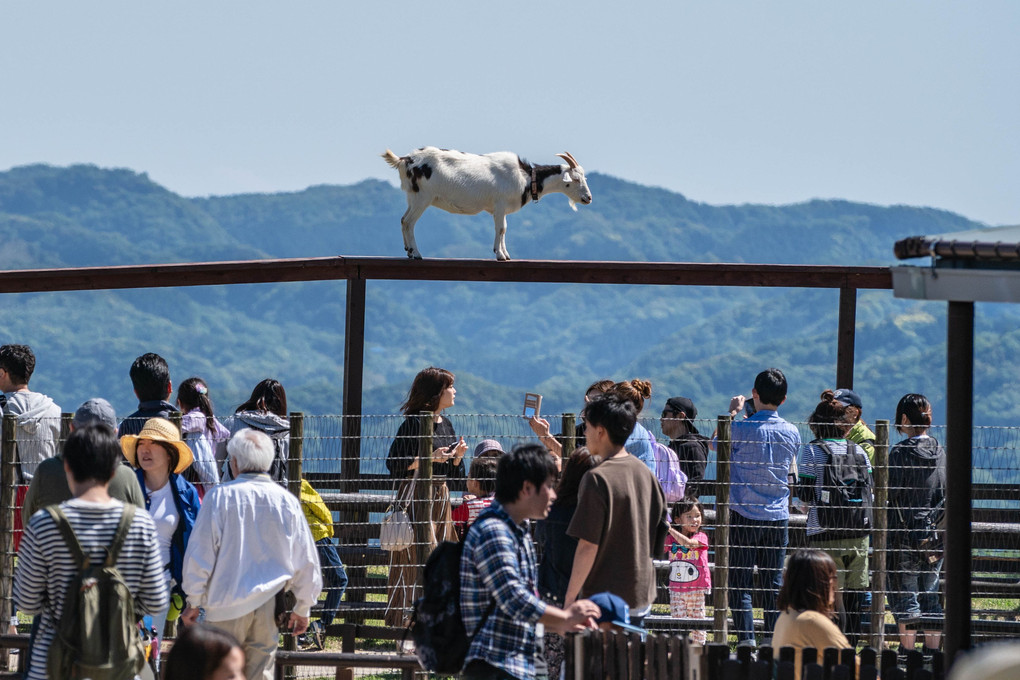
[
  {"xmin": 743, "ymin": 396, "xmax": 757, "ymax": 418},
  {"xmin": 523, "ymin": 392, "xmax": 543, "ymax": 418}
]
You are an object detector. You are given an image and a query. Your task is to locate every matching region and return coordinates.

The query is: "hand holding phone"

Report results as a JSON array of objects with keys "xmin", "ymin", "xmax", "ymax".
[{"xmin": 523, "ymin": 392, "xmax": 542, "ymax": 418}]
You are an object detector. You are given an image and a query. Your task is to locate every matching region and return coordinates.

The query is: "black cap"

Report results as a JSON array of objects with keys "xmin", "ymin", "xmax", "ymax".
[{"xmin": 665, "ymin": 396, "xmax": 697, "ymax": 420}]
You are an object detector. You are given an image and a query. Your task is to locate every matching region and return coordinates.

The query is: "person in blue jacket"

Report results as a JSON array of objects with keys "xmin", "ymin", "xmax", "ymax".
[{"xmin": 121, "ymin": 417, "xmax": 201, "ymax": 660}]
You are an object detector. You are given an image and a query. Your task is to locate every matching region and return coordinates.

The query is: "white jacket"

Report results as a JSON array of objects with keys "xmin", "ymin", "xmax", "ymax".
[
  {"xmin": 2, "ymin": 391, "xmax": 61, "ymax": 481},
  {"xmin": 182, "ymin": 473, "xmax": 322, "ymax": 621}
]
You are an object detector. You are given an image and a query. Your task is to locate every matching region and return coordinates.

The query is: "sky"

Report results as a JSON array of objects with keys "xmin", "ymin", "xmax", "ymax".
[{"xmin": 2, "ymin": 2, "xmax": 1018, "ymax": 226}]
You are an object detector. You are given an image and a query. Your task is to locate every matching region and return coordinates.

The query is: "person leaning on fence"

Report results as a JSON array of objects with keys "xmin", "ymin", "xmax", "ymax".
[
  {"xmin": 299, "ymin": 477, "xmax": 349, "ymax": 647},
  {"xmin": 219, "ymin": 378, "xmax": 291, "ymax": 484},
  {"xmin": 772, "ymin": 549, "xmax": 857, "ymax": 680},
  {"xmin": 664, "ymin": 497, "xmax": 711, "ymax": 646},
  {"xmin": 453, "ymin": 441, "xmax": 503, "ymax": 538},
  {"xmin": 796, "ymin": 390, "xmax": 873, "ymax": 647},
  {"xmin": 535, "ymin": 446, "xmax": 600, "ymax": 677},
  {"xmin": 887, "ymin": 393, "xmax": 946, "ymax": 656},
  {"xmin": 118, "ymin": 352, "xmax": 179, "ymax": 437},
  {"xmin": 661, "ymin": 396, "xmax": 710, "ymax": 498},
  {"xmin": 181, "ymin": 428, "xmax": 322, "ymax": 680},
  {"xmin": 13, "ymin": 422, "xmax": 168, "ymax": 680},
  {"xmin": 460, "ymin": 444, "xmax": 600, "ymax": 680},
  {"xmin": 0, "ymin": 344, "xmax": 62, "ymax": 559},
  {"xmin": 177, "ymin": 376, "xmax": 231, "ymax": 495},
  {"xmin": 564, "ymin": 393, "xmax": 667, "ymax": 627},
  {"xmin": 384, "ymin": 366, "xmax": 467, "ymax": 627},
  {"xmin": 727, "ymin": 368, "xmax": 801, "ymax": 646}
]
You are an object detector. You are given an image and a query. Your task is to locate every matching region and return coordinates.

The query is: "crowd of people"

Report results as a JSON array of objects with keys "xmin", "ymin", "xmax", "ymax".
[{"xmin": 1, "ymin": 342, "xmax": 949, "ymax": 680}]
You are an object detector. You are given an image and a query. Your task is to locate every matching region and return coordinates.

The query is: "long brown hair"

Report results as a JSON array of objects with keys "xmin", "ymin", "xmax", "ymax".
[
  {"xmin": 777, "ymin": 549, "xmax": 838, "ymax": 617},
  {"xmin": 555, "ymin": 446, "xmax": 598, "ymax": 508},
  {"xmin": 236, "ymin": 378, "xmax": 287, "ymax": 417},
  {"xmin": 400, "ymin": 367, "xmax": 454, "ymax": 415}
]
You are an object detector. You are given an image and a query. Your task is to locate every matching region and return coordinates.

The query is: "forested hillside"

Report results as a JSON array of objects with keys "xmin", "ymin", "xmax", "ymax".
[{"xmin": 2, "ymin": 163, "xmax": 1016, "ymax": 429}]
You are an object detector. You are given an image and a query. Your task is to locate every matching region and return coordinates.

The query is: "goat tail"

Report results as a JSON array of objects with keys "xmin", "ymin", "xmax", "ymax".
[{"xmin": 381, "ymin": 149, "xmax": 404, "ymax": 169}]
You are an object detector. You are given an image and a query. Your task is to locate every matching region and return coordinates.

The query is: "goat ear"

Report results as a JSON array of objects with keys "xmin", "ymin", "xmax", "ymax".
[{"xmin": 561, "ymin": 171, "xmax": 572, "ymax": 184}]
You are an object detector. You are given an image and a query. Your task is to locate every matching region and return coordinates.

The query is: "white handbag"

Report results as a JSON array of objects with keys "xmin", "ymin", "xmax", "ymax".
[{"xmin": 380, "ymin": 476, "xmax": 415, "ymax": 552}]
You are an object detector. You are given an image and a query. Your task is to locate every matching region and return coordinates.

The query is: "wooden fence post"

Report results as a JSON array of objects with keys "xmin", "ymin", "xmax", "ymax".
[
  {"xmin": 561, "ymin": 413, "xmax": 576, "ymax": 460},
  {"xmin": 713, "ymin": 416, "xmax": 731, "ymax": 643},
  {"xmin": 870, "ymin": 420, "xmax": 889, "ymax": 650},
  {"xmin": 0, "ymin": 414, "xmax": 16, "ymax": 666},
  {"xmin": 288, "ymin": 412, "xmax": 303, "ymax": 498},
  {"xmin": 412, "ymin": 412, "xmax": 434, "ymax": 588}
]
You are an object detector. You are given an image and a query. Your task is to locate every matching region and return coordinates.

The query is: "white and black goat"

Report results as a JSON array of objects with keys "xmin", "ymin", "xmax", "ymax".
[{"xmin": 381, "ymin": 147, "xmax": 592, "ymax": 261}]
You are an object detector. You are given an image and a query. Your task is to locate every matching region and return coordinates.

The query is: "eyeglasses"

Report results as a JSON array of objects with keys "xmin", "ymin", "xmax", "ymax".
[{"xmin": 661, "ymin": 410, "xmax": 678, "ymax": 417}]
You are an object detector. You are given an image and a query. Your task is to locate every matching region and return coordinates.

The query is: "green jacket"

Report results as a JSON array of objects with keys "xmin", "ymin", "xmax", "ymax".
[{"xmin": 846, "ymin": 420, "xmax": 877, "ymax": 464}]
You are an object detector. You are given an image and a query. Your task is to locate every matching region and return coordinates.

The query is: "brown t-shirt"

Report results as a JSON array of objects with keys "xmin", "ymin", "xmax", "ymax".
[{"xmin": 567, "ymin": 453, "xmax": 666, "ymax": 611}]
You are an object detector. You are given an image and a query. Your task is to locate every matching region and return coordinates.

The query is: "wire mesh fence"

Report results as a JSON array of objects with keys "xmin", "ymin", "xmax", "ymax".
[{"xmin": 2, "ymin": 412, "xmax": 1019, "ymax": 678}]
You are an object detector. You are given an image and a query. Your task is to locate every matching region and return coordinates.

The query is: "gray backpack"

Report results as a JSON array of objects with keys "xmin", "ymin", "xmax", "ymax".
[{"xmin": 46, "ymin": 504, "xmax": 146, "ymax": 680}]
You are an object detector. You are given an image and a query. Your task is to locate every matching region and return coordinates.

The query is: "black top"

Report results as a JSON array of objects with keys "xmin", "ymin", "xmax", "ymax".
[
  {"xmin": 669, "ymin": 433, "xmax": 710, "ymax": 498},
  {"xmin": 386, "ymin": 415, "xmax": 466, "ymax": 491},
  {"xmin": 888, "ymin": 435, "xmax": 946, "ymax": 545},
  {"xmin": 535, "ymin": 501, "xmax": 578, "ymax": 606}
]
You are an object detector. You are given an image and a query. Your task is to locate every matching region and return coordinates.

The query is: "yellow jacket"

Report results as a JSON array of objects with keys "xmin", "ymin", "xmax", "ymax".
[{"xmin": 300, "ymin": 478, "xmax": 334, "ymax": 542}]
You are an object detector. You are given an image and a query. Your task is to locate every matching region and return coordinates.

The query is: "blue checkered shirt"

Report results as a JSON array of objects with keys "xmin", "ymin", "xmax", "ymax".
[
  {"xmin": 461, "ymin": 500, "xmax": 547, "ymax": 679},
  {"xmin": 730, "ymin": 409, "xmax": 801, "ymax": 521}
]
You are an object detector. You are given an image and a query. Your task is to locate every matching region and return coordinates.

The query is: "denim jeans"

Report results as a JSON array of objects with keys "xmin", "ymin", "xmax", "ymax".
[
  {"xmin": 887, "ymin": 548, "xmax": 943, "ymax": 623},
  {"xmin": 316, "ymin": 538, "xmax": 349, "ymax": 626},
  {"xmin": 727, "ymin": 515, "xmax": 789, "ymax": 642}
]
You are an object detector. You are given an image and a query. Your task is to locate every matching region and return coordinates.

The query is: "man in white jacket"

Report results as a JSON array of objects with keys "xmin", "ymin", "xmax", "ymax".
[
  {"xmin": 0, "ymin": 344, "xmax": 61, "ymax": 483},
  {"xmin": 182, "ymin": 428, "xmax": 322, "ymax": 680}
]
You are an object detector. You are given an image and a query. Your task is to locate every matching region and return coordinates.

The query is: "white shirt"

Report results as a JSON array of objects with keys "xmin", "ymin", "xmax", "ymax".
[
  {"xmin": 146, "ymin": 482, "xmax": 179, "ymax": 580},
  {"xmin": 182, "ymin": 473, "xmax": 322, "ymax": 621}
]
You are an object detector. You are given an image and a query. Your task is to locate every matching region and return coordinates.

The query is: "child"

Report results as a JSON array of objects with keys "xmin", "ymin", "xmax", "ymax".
[
  {"xmin": 451, "ymin": 442, "xmax": 502, "ymax": 538},
  {"xmin": 299, "ymin": 478, "xmax": 349, "ymax": 648},
  {"xmin": 664, "ymin": 497, "xmax": 712, "ymax": 645}
]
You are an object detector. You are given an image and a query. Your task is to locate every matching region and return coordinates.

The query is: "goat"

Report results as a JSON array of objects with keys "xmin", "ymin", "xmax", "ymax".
[{"xmin": 381, "ymin": 147, "xmax": 592, "ymax": 261}]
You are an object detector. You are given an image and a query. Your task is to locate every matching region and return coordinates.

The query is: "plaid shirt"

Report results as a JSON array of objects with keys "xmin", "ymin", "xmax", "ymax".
[
  {"xmin": 730, "ymin": 409, "xmax": 801, "ymax": 521},
  {"xmin": 461, "ymin": 500, "xmax": 547, "ymax": 679}
]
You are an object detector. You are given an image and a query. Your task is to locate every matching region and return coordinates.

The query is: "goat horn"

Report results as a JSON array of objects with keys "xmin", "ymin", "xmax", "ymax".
[{"xmin": 556, "ymin": 152, "xmax": 579, "ymax": 169}]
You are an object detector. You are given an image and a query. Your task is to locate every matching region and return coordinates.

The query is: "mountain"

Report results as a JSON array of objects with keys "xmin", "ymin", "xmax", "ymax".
[{"xmin": 1, "ymin": 163, "xmax": 1013, "ymax": 438}]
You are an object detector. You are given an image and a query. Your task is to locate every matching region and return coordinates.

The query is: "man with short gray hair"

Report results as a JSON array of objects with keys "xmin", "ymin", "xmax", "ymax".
[{"xmin": 182, "ymin": 428, "xmax": 321, "ymax": 680}]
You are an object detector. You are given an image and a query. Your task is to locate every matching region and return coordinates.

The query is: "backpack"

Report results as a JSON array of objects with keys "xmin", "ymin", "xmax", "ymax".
[
  {"xmin": 45, "ymin": 504, "xmax": 146, "ymax": 680},
  {"xmin": 653, "ymin": 441, "xmax": 688, "ymax": 503},
  {"xmin": 813, "ymin": 439, "xmax": 874, "ymax": 539},
  {"xmin": 410, "ymin": 511, "xmax": 499, "ymax": 675}
]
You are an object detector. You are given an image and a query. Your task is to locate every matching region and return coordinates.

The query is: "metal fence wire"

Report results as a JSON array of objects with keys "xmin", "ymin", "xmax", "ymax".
[{"xmin": 2, "ymin": 413, "xmax": 1019, "ymax": 678}]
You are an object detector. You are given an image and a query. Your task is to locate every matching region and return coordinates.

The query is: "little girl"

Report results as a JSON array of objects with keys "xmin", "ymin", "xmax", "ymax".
[
  {"xmin": 664, "ymin": 497, "xmax": 712, "ymax": 645},
  {"xmin": 176, "ymin": 376, "xmax": 230, "ymax": 496}
]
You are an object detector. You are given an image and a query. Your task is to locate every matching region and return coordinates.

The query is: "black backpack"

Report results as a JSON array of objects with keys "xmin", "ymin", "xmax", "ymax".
[
  {"xmin": 410, "ymin": 511, "xmax": 499, "ymax": 675},
  {"xmin": 813, "ymin": 439, "xmax": 874, "ymax": 539}
]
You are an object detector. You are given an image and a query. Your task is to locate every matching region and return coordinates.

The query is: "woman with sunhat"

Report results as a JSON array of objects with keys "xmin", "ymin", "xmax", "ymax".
[{"xmin": 121, "ymin": 417, "xmax": 201, "ymax": 663}]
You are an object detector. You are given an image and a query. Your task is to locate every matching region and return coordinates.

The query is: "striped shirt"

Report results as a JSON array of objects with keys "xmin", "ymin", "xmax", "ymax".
[
  {"xmin": 799, "ymin": 439, "xmax": 872, "ymax": 536},
  {"xmin": 461, "ymin": 501, "xmax": 546, "ymax": 680},
  {"xmin": 13, "ymin": 499, "xmax": 168, "ymax": 680}
]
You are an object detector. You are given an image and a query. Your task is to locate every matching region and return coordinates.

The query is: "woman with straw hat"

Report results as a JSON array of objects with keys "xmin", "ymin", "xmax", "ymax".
[{"xmin": 121, "ymin": 417, "xmax": 201, "ymax": 666}]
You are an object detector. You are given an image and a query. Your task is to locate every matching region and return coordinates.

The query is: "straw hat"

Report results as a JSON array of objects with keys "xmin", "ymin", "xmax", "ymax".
[{"xmin": 120, "ymin": 418, "xmax": 194, "ymax": 474}]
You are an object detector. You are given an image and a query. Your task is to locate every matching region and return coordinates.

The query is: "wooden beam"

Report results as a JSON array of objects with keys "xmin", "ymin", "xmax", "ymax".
[{"xmin": 0, "ymin": 257, "xmax": 893, "ymax": 293}]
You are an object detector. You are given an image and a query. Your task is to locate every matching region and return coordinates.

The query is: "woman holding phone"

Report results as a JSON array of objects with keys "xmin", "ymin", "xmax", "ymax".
[{"xmin": 384, "ymin": 366, "xmax": 468, "ymax": 627}]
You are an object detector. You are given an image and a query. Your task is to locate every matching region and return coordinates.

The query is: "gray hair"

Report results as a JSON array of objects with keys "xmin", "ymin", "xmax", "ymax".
[{"xmin": 226, "ymin": 428, "xmax": 275, "ymax": 474}]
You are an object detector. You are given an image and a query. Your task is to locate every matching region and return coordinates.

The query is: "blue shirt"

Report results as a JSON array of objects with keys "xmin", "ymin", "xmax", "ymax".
[
  {"xmin": 461, "ymin": 501, "xmax": 547, "ymax": 679},
  {"xmin": 625, "ymin": 421, "xmax": 657, "ymax": 476},
  {"xmin": 730, "ymin": 410, "xmax": 801, "ymax": 521}
]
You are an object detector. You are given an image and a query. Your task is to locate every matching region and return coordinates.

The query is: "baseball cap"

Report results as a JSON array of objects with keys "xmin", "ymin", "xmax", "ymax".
[
  {"xmin": 73, "ymin": 398, "xmax": 118, "ymax": 430},
  {"xmin": 587, "ymin": 592, "xmax": 646, "ymax": 636},
  {"xmin": 473, "ymin": 439, "xmax": 504, "ymax": 458},
  {"xmin": 665, "ymin": 397, "xmax": 697, "ymax": 420},
  {"xmin": 832, "ymin": 389, "xmax": 863, "ymax": 410}
]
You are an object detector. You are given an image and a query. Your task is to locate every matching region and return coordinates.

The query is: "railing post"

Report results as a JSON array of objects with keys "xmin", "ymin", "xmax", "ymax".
[
  {"xmin": 870, "ymin": 420, "xmax": 889, "ymax": 650},
  {"xmin": 341, "ymin": 278, "xmax": 366, "ymax": 494},
  {"xmin": 412, "ymin": 412, "xmax": 434, "ymax": 589},
  {"xmin": 836, "ymin": 285, "xmax": 857, "ymax": 389},
  {"xmin": 0, "ymin": 414, "xmax": 17, "ymax": 650},
  {"xmin": 713, "ymin": 415, "xmax": 731, "ymax": 643},
  {"xmin": 561, "ymin": 413, "xmax": 576, "ymax": 459},
  {"xmin": 288, "ymin": 412, "xmax": 303, "ymax": 498}
]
